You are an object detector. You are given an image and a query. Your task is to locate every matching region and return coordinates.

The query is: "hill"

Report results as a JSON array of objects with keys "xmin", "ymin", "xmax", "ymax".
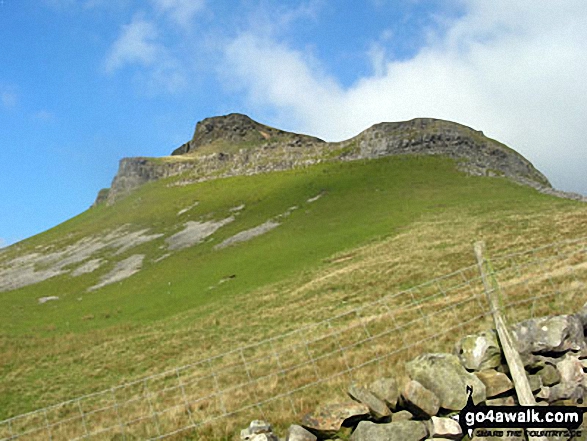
[{"xmin": 0, "ymin": 114, "xmax": 586, "ymax": 439}]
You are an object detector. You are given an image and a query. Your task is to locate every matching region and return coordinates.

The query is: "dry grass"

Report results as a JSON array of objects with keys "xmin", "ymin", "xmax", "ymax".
[{"xmin": 2, "ymin": 201, "xmax": 586, "ymax": 440}]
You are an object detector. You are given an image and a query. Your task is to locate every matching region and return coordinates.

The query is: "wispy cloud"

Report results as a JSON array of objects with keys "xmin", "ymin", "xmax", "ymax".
[
  {"xmin": 104, "ymin": 15, "xmax": 162, "ymax": 73},
  {"xmin": 0, "ymin": 238, "xmax": 7, "ymax": 249},
  {"xmin": 150, "ymin": 0, "xmax": 206, "ymax": 28},
  {"xmin": 220, "ymin": 0, "xmax": 587, "ymax": 195}
]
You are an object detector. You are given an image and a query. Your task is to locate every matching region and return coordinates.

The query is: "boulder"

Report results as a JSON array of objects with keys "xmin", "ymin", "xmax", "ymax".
[
  {"xmin": 526, "ymin": 374, "xmax": 543, "ymax": 393},
  {"xmin": 241, "ymin": 420, "xmax": 278, "ymax": 441},
  {"xmin": 455, "ymin": 330, "xmax": 502, "ymax": 371},
  {"xmin": 301, "ymin": 402, "xmax": 369, "ymax": 439},
  {"xmin": 286, "ymin": 425, "xmax": 317, "ymax": 441},
  {"xmin": 349, "ymin": 420, "xmax": 428, "ymax": 441},
  {"xmin": 555, "ymin": 353, "xmax": 585, "ymax": 384},
  {"xmin": 348, "ymin": 384, "xmax": 391, "ymax": 421},
  {"xmin": 368, "ymin": 377, "xmax": 400, "ymax": 410},
  {"xmin": 536, "ymin": 364, "xmax": 561, "ymax": 386},
  {"xmin": 401, "ymin": 380, "xmax": 440, "ymax": 417},
  {"xmin": 427, "ymin": 416, "xmax": 462, "ymax": 440},
  {"xmin": 392, "ymin": 410, "xmax": 414, "ymax": 421},
  {"xmin": 475, "ymin": 370, "xmax": 513, "ymax": 398},
  {"xmin": 511, "ymin": 315, "xmax": 585, "ymax": 355},
  {"xmin": 406, "ymin": 353, "xmax": 486, "ymax": 410}
]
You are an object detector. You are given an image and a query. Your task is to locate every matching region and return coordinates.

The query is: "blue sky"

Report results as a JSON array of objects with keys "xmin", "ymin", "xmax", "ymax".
[{"xmin": 1, "ymin": 0, "xmax": 586, "ymax": 247}]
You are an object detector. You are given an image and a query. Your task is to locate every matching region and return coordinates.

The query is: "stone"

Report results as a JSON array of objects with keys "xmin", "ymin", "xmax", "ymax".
[
  {"xmin": 455, "ymin": 330, "xmax": 502, "ymax": 371},
  {"xmin": 301, "ymin": 402, "xmax": 369, "ymax": 439},
  {"xmin": 286, "ymin": 425, "xmax": 317, "ymax": 441},
  {"xmin": 547, "ymin": 382, "xmax": 586, "ymax": 404},
  {"xmin": 555, "ymin": 353, "xmax": 585, "ymax": 384},
  {"xmin": 249, "ymin": 435, "xmax": 278, "ymax": 441},
  {"xmin": 536, "ymin": 364, "xmax": 561, "ymax": 386},
  {"xmin": 348, "ymin": 383, "xmax": 391, "ymax": 421},
  {"xmin": 526, "ymin": 374, "xmax": 543, "ymax": 392},
  {"xmin": 241, "ymin": 420, "xmax": 277, "ymax": 441},
  {"xmin": 406, "ymin": 353, "xmax": 486, "ymax": 410},
  {"xmin": 536, "ymin": 386, "xmax": 550, "ymax": 400},
  {"xmin": 427, "ymin": 416, "xmax": 462, "ymax": 439},
  {"xmin": 486, "ymin": 396, "xmax": 516, "ymax": 406},
  {"xmin": 349, "ymin": 420, "xmax": 428, "ymax": 441},
  {"xmin": 38, "ymin": 296, "xmax": 59, "ymax": 304},
  {"xmin": 392, "ymin": 410, "xmax": 414, "ymax": 421},
  {"xmin": 368, "ymin": 377, "xmax": 400, "ymax": 410},
  {"xmin": 475, "ymin": 370, "xmax": 513, "ymax": 398},
  {"xmin": 401, "ymin": 380, "xmax": 440, "ymax": 418},
  {"xmin": 511, "ymin": 315, "xmax": 586, "ymax": 355}
]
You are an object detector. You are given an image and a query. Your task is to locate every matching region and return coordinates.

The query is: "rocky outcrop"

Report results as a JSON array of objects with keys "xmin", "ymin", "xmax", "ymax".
[
  {"xmin": 103, "ymin": 157, "xmax": 196, "ymax": 204},
  {"xmin": 346, "ymin": 118, "xmax": 550, "ymax": 188},
  {"xmin": 171, "ymin": 113, "xmax": 324, "ymax": 155},
  {"xmin": 96, "ymin": 113, "xmax": 582, "ymax": 206}
]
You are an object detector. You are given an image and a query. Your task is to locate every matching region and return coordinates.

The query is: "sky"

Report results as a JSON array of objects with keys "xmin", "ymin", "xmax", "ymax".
[{"xmin": 1, "ymin": 0, "xmax": 586, "ymax": 247}]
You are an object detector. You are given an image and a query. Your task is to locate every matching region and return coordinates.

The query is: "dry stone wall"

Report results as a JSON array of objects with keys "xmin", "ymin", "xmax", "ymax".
[{"xmin": 239, "ymin": 305, "xmax": 587, "ymax": 441}]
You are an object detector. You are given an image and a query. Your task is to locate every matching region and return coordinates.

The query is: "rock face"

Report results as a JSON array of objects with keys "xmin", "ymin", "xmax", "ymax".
[
  {"xmin": 348, "ymin": 118, "xmax": 550, "ymax": 188},
  {"xmin": 96, "ymin": 113, "xmax": 565, "ymax": 206}
]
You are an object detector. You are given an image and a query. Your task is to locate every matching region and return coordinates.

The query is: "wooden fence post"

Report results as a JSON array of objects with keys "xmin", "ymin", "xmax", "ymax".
[{"xmin": 474, "ymin": 241, "xmax": 546, "ymax": 441}]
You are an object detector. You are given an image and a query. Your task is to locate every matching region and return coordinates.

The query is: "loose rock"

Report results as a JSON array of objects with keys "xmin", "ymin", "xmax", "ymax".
[
  {"xmin": 301, "ymin": 402, "xmax": 369, "ymax": 439},
  {"xmin": 348, "ymin": 383, "xmax": 391, "ymax": 421},
  {"xmin": 401, "ymin": 380, "xmax": 440, "ymax": 418},
  {"xmin": 406, "ymin": 353, "xmax": 486, "ymax": 410},
  {"xmin": 475, "ymin": 370, "xmax": 513, "ymax": 398},
  {"xmin": 427, "ymin": 416, "xmax": 462, "ymax": 440},
  {"xmin": 368, "ymin": 377, "xmax": 399, "ymax": 410},
  {"xmin": 511, "ymin": 315, "xmax": 585, "ymax": 355},
  {"xmin": 455, "ymin": 330, "xmax": 502, "ymax": 371},
  {"xmin": 349, "ymin": 420, "xmax": 428, "ymax": 441},
  {"xmin": 286, "ymin": 425, "xmax": 317, "ymax": 441}
]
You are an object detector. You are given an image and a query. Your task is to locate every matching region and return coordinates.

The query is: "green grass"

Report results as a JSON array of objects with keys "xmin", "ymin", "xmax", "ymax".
[
  {"xmin": 0, "ymin": 154, "xmax": 585, "ymax": 438},
  {"xmin": 0, "ymin": 156, "xmax": 559, "ymax": 336}
]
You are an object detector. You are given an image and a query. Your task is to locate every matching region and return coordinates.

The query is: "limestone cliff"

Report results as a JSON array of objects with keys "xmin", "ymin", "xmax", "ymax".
[
  {"xmin": 97, "ymin": 113, "xmax": 562, "ymax": 206},
  {"xmin": 348, "ymin": 118, "xmax": 550, "ymax": 188}
]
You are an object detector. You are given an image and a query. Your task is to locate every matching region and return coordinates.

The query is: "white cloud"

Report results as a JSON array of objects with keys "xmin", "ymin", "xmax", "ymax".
[
  {"xmin": 221, "ymin": 0, "xmax": 587, "ymax": 195},
  {"xmin": 0, "ymin": 238, "xmax": 7, "ymax": 249},
  {"xmin": 104, "ymin": 16, "xmax": 162, "ymax": 73},
  {"xmin": 150, "ymin": 0, "xmax": 205, "ymax": 28},
  {"xmin": 103, "ymin": 14, "xmax": 188, "ymax": 93}
]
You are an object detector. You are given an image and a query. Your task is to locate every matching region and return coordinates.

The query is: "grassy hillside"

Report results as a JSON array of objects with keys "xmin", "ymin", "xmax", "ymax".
[{"xmin": 1, "ymin": 154, "xmax": 586, "ymax": 439}]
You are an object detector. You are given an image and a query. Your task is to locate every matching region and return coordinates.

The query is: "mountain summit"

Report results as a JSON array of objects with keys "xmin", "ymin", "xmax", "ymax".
[
  {"xmin": 96, "ymin": 113, "xmax": 555, "ymax": 206},
  {"xmin": 171, "ymin": 113, "xmax": 324, "ymax": 155}
]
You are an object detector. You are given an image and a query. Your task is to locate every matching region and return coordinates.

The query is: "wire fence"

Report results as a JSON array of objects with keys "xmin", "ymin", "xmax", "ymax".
[{"xmin": 1, "ymin": 236, "xmax": 586, "ymax": 440}]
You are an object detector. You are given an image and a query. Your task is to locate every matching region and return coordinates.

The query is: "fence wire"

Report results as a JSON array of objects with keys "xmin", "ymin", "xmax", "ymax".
[{"xmin": 1, "ymin": 236, "xmax": 586, "ymax": 440}]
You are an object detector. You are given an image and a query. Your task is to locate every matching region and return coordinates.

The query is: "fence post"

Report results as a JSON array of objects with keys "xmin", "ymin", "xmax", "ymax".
[{"xmin": 474, "ymin": 241, "xmax": 547, "ymax": 441}]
